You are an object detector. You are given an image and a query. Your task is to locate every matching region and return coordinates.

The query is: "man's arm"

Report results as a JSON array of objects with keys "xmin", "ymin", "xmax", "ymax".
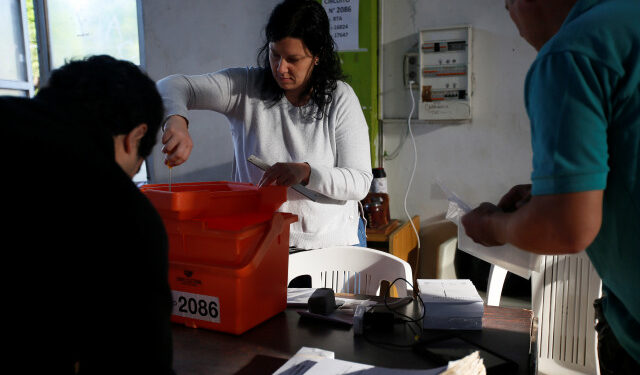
[{"xmin": 461, "ymin": 189, "xmax": 603, "ymax": 254}]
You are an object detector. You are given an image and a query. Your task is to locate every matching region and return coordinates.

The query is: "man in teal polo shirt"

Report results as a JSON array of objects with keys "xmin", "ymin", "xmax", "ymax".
[{"xmin": 461, "ymin": 0, "xmax": 640, "ymax": 373}]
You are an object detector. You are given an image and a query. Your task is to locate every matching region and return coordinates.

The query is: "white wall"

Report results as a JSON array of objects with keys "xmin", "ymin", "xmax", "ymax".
[
  {"xmin": 381, "ymin": 0, "xmax": 538, "ymax": 223},
  {"xmin": 141, "ymin": 0, "xmax": 280, "ymax": 184}
]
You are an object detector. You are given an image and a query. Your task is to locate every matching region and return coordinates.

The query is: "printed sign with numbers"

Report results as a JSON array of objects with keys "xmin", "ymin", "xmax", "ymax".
[
  {"xmin": 322, "ymin": 0, "xmax": 359, "ymax": 51},
  {"xmin": 171, "ymin": 290, "xmax": 220, "ymax": 323}
]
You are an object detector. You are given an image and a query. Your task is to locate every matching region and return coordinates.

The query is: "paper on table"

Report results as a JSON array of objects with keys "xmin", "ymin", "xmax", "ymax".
[
  {"xmin": 418, "ymin": 279, "xmax": 483, "ymax": 303},
  {"xmin": 274, "ymin": 346, "xmax": 471, "ymax": 375},
  {"xmin": 440, "ymin": 182, "xmax": 543, "ymax": 279},
  {"xmin": 274, "ymin": 346, "xmax": 479, "ymax": 375},
  {"xmin": 273, "ymin": 347, "xmax": 335, "ymax": 375},
  {"xmin": 278, "ymin": 356, "xmax": 447, "ymax": 375},
  {"xmin": 304, "ymin": 358, "xmax": 447, "ymax": 374}
]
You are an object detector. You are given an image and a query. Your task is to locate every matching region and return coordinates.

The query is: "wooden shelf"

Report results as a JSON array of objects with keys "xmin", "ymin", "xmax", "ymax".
[{"xmin": 365, "ymin": 219, "xmax": 400, "ymax": 242}]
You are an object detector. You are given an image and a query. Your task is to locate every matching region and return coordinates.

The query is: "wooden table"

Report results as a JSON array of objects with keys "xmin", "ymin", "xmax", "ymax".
[{"xmin": 171, "ymin": 299, "xmax": 534, "ymax": 374}]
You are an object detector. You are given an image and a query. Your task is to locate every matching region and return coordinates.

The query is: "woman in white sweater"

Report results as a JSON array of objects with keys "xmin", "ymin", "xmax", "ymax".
[{"xmin": 157, "ymin": 0, "xmax": 372, "ymax": 250}]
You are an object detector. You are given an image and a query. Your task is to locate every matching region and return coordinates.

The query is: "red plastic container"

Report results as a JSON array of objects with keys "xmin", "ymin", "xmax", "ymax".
[{"xmin": 141, "ymin": 182, "xmax": 297, "ymax": 334}]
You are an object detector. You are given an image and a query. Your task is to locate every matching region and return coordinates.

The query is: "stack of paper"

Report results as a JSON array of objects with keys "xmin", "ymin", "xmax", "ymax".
[{"xmin": 418, "ymin": 279, "xmax": 484, "ymax": 330}]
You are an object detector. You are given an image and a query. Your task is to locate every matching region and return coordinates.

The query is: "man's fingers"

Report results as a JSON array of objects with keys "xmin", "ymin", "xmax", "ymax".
[
  {"xmin": 515, "ymin": 194, "xmax": 531, "ymax": 209},
  {"xmin": 498, "ymin": 187, "xmax": 524, "ymax": 211},
  {"xmin": 498, "ymin": 189, "xmax": 518, "ymax": 208}
]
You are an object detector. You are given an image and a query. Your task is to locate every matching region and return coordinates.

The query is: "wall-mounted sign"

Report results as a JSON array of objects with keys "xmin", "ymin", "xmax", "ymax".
[{"xmin": 323, "ymin": 0, "xmax": 359, "ymax": 51}]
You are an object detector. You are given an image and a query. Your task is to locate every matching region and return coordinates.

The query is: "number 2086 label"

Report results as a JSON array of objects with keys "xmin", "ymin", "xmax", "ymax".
[{"xmin": 172, "ymin": 290, "xmax": 220, "ymax": 323}]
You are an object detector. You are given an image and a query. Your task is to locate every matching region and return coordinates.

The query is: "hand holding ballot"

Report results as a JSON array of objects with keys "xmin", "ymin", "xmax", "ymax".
[
  {"xmin": 161, "ymin": 114, "xmax": 193, "ymax": 167},
  {"xmin": 461, "ymin": 184, "xmax": 532, "ymax": 247},
  {"xmin": 258, "ymin": 161, "xmax": 311, "ymax": 188},
  {"xmin": 461, "ymin": 202, "xmax": 504, "ymax": 247},
  {"xmin": 443, "ymin": 181, "xmax": 542, "ymax": 279}
]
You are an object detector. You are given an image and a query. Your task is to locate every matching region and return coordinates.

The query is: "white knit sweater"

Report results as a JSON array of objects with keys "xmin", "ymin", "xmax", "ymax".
[{"xmin": 157, "ymin": 67, "xmax": 372, "ymax": 249}]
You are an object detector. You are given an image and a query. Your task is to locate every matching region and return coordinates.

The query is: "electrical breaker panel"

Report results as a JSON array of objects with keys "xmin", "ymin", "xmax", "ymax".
[{"xmin": 418, "ymin": 26, "xmax": 472, "ymax": 120}]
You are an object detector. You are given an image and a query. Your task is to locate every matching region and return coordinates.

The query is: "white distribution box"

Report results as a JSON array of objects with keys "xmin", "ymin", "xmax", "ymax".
[{"xmin": 418, "ymin": 25, "xmax": 472, "ymax": 121}]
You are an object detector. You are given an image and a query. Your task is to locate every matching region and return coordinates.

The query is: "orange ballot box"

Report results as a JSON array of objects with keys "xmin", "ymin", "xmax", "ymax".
[{"xmin": 142, "ymin": 182, "xmax": 297, "ymax": 334}]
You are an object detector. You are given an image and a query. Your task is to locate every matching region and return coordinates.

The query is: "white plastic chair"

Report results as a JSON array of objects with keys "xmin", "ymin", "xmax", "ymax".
[
  {"xmin": 288, "ymin": 246, "xmax": 414, "ymax": 297},
  {"xmin": 437, "ymin": 237, "xmax": 458, "ymax": 279},
  {"xmin": 533, "ymin": 252, "xmax": 602, "ymax": 375}
]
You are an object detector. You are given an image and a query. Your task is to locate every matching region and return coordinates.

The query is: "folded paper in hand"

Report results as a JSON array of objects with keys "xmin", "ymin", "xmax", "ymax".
[
  {"xmin": 439, "ymin": 180, "xmax": 543, "ymax": 279},
  {"xmin": 247, "ymin": 155, "xmax": 323, "ymax": 202}
]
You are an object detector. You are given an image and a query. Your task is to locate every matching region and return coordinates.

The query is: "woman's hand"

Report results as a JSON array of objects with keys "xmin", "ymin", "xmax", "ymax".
[
  {"xmin": 258, "ymin": 162, "xmax": 311, "ymax": 187},
  {"xmin": 161, "ymin": 115, "xmax": 193, "ymax": 167}
]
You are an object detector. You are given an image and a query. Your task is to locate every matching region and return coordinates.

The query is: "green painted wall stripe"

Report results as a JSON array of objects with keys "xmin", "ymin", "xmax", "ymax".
[{"xmin": 319, "ymin": 0, "xmax": 378, "ymax": 167}]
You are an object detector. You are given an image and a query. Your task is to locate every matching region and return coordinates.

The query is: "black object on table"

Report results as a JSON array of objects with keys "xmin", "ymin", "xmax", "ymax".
[{"xmin": 171, "ymin": 298, "xmax": 534, "ymax": 375}]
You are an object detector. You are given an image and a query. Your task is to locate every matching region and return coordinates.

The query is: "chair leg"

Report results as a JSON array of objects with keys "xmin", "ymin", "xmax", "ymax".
[{"xmin": 486, "ymin": 264, "xmax": 508, "ymax": 306}]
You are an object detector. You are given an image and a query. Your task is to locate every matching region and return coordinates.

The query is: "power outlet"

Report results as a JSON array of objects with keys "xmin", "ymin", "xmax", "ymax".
[{"xmin": 403, "ymin": 52, "xmax": 419, "ymax": 88}]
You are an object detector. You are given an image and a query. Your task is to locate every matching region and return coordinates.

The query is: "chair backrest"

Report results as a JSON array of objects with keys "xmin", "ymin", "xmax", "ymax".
[
  {"xmin": 437, "ymin": 237, "xmax": 458, "ymax": 279},
  {"xmin": 532, "ymin": 252, "xmax": 602, "ymax": 375},
  {"xmin": 288, "ymin": 246, "xmax": 414, "ymax": 297}
]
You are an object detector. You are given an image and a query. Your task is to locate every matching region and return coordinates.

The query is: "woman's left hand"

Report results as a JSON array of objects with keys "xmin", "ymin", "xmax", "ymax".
[{"xmin": 258, "ymin": 162, "xmax": 311, "ymax": 187}]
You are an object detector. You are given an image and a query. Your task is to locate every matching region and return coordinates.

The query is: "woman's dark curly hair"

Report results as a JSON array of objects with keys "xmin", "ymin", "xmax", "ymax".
[{"xmin": 257, "ymin": 0, "xmax": 345, "ymax": 119}]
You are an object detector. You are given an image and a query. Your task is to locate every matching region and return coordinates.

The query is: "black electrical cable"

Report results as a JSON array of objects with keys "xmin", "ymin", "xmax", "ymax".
[
  {"xmin": 360, "ymin": 277, "xmax": 426, "ymax": 350},
  {"xmin": 388, "ymin": 278, "xmax": 425, "ymax": 343},
  {"xmin": 383, "ymin": 277, "xmax": 425, "ymax": 326}
]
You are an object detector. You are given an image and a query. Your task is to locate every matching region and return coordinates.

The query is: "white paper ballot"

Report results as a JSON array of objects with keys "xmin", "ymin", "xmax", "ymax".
[
  {"xmin": 273, "ymin": 346, "xmax": 469, "ymax": 375},
  {"xmin": 440, "ymin": 182, "xmax": 543, "ymax": 279},
  {"xmin": 273, "ymin": 347, "xmax": 335, "ymax": 375},
  {"xmin": 290, "ymin": 358, "xmax": 446, "ymax": 375},
  {"xmin": 247, "ymin": 155, "xmax": 323, "ymax": 202}
]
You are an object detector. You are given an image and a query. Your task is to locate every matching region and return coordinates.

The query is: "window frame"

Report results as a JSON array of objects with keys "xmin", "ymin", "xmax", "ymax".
[
  {"xmin": 0, "ymin": 0, "xmax": 35, "ymax": 97},
  {"xmin": 31, "ymin": 0, "xmax": 151, "ymax": 184},
  {"xmin": 33, "ymin": 0, "xmax": 146, "ymax": 84}
]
